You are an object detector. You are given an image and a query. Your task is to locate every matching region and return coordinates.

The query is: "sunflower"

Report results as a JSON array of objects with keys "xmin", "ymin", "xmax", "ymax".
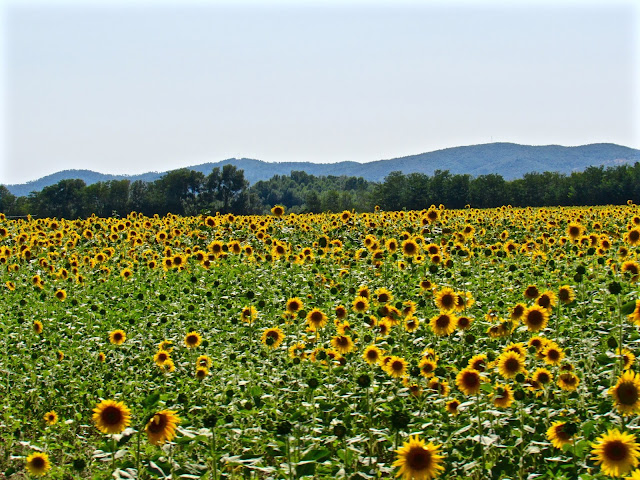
[
  {"xmin": 446, "ymin": 399, "xmax": 460, "ymax": 415},
  {"xmin": 401, "ymin": 238, "xmax": 420, "ymax": 257},
  {"xmin": 497, "ymin": 351, "xmax": 526, "ymax": 379},
  {"xmin": 43, "ymin": 410, "xmax": 58, "ymax": 425},
  {"xmin": 629, "ymin": 301, "xmax": 640, "ymax": 326},
  {"xmin": 352, "ymin": 296, "xmax": 370, "ymax": 313},
  {"xmin": 532, "ymin": 367, "xmax": 553, "ymax": 386},
  {"xmin": 542, "ymin": 342, "xmax": 565, "ymax": 366},
  {"xmin": 158, "ymin": 340, "xmax": 174, "ymax": 352},
  {"xmin": 154, "ymin": 350, "xmax": 171, "ymax": 366},
  {"xmin": 419, "ymin": 358, "xmax": 437, "ymax": 377},
  {"xmin": 197, "ymin": 354, "xmax": 212, "ymax": 368},
  {"xmin": 146, "ymin": 410, "xmax": 181, "ymax": 445},
  {"xmin": 109, "ymin": 329, "xmax": 126, "ymax": 345},
  {"xmin": 385, "ymin": 356, "xmax": 408, "ymax": 379},
  {"xmin": 610, "ymin": 370, "xmax": 640, "ymax": 415},
  {"xmin": 523, "ymin": 285, "xmax": 540, "ymax": 300},
  {"xmin": 262, "ymin": 327, "xmax": 285, "ymax": 349},
  {"xmin": 520, "ymin": 305, "xmax": 549, "ymax": 332},
  {"xmin": 98, "ymin": 352, "xmax": 106, "ymax": 362},
  {"xmin": 374, "ymin": 287, "xmax": 393, "ymax": 304},
  {"xmin": 558, "ymin": 285, "xmax": 575, "ymax": 304},
  {"xmin": 393, "ymin": 435, "xmax": 445, "ymax": 480},
  {"xmin": 240, "ymin": 306, "xmax": 258, "ymax": 324},
  {"xmin": 93, "ymin": 399, "xmax": 131, "ymax": 434},
  {"xmin": 33, "ymin": 320, "xmax": 43, "ymax": 334},
  {"xmin": 492, "ymin": 383, "xmax": 514, "ymax": 408},
  {"xmin": 536, "ymin": 291, "xmax": 557, "ymax": 310},
  {"xmin": 456, "ymin": 315, "xmax": 473, "ymax": 330},
  {"xmin": 195, "ymin": 366, "xmax": 209, "ymax": 379},
  {"xmin": 567, "ymin": 223, "xmax": 583, "ymax": 240},
  {"xmin": 25, "ymin": 452, "xmax": 51, "ymax": 476},
  {"xmin": 286, "ymin": 297, "xmax": 304, "ymax": 314},
  {"xmin": 428, "ymin": 378, "xmax": 450, "ymax": 396},
  {"xmin": 160, "ymin": 358, "xmax": 175, "ymax": 373},
  {"xmin": 404, "ymin": 316, "xmax": 420, "ymax": 332},
  {"xmin": 622, "ymin": 261, "xmax": 640, "ymax": 281},
  {"xmin": 591, "ymin": 429, "xmax": 640, "ymax": 477},
  {"xmin": 434, "ymin": 287, "xmax": 458, "ymax": 312},
  {"xmin": 430, "ymin": 313, "xmax": 456, "ymax": 336},
  {"xmin": 510, "ymin": 303, "xmax": 526, "ymax": 321},
  {"xmin": 557, "ymin": 372, "xmax": 580, "ymax": 391},
  {"xmin": 455, "ymin": 368, "xmax": 483, "ymax": 395},
  {"xmin": 335, "ymin": 305, "xmax": 348, "ymax": 320},
  {"xmin": 618, "ymin": 348, "xmax": 636, "ymax": 370},
  {"xmin": 547, "ymin": 421, "xmax": 576, "ymax": 449},
  {"xmin": 306, "ymin": 308, "xmax": 328, "ymax": 331},
  {"xmin": 363, "ymin": 345, "xmax": 383, "ymax": 365},
  {"xmin": 467, "ymin": 354, "xmax": 487, "ymax": 372},
  {"xmin": 626, "ymin": 469, "xmax": 640, "ymax": 479},
  {"xmin": 625, "ymin": 228, "xmax": 640, "ymax": 246},
  {"xmin": 184, "ymin": 331, "xmax": 202, "ymax": 348},
  {"xmin": 54, "ymin": 289, "xmax": 67, "ymax": 301}
]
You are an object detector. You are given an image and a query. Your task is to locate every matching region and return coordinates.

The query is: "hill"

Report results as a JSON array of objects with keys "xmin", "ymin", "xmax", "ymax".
[{"xmin": 5, "ymin": 142, "xmax": 640, "ymax": 197}]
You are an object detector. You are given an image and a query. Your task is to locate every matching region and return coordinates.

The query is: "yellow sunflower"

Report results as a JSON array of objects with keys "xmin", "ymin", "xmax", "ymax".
[
  {"xmin": 43, "ymin": 410, "xmax": 58, "ymax": 425},
  {"xmin": 153, "ymin": 350, "xmax": 171, "ymax": 366},
  {"xmin": 109, "ymin": 329, "xmax": 126, "ymax": 345},
  {"xmin": 285, "ymin": 297, "xmax": 304, "ymax": 314},
  {"xmin": 385, "ymin": 356, "xmax": 408, "ymax": 379},
  {"xmin": 491, "ymin": 383, "xmax": 514, "ymax": 408},
  {"xmin": 184, "ymin": 331, "xmax": 202, "ymax": 348},
  {"xmin": 434, "ymin": 287, "xmax": 458, "ymax": 312},
  {"xmin": 430, "ymin": 313, "xmax": 457, "ymax": 336},
  {"xmin": 393, "ymin": 435, "xmax": 445, "ymax": 480},
  {"xmin": 146, "ymin": 410, "xmax": 181, "ymax": 445},
  {"xmin": 610, "ymin": 370, "xmax": 640, "ymax": 415},
  {"xmin": 306, "ymin": 308, "xmax": 328, "ymax": 331},
  {"xmin": 33, "ymin": 320, "xmax": 43, "ymax": 334},
  {"xmin": 522, "ymin": 305, "xmax": 549, "ymax": 332},
  {"xmin": 558, "ymin": 285, "xmax": 575, "ymax": 304},
  {"xmin": 352, "ymin": 296, "xmax": 370, "ymax": 313},
  {"xmin": 25, "ymin": 452, "xmax": 51, "ymax": 476},
  {"xmin": 455, "ymin": 368, "xmax": 483, "ymax": 396},
  {"xmin": 496, "ymin": 351, "xmax": 526, "ymax": 379},
  {"xmin": 261, "ymin": 327, "xmax": 285, "ymax": 349},
  {"xmin": 547, "ymin": 421, "xmax": 576, "ymax": 449},
  {"xmin": 363, "ymin": 345, "xmax": 383, "ymax": 365},
  {"xmin": 93, "ymin": 399, "xmax": 131, "ymax": 434},
  {"xmin": 591, "ymin": 429, "xmax": 640, "ymax": 477}
]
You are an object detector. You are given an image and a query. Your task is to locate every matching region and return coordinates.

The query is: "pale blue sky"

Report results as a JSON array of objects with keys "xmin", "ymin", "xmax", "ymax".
[{"xmin": 1, "ymin": 0, "xmax": 638, "ymax": 185}]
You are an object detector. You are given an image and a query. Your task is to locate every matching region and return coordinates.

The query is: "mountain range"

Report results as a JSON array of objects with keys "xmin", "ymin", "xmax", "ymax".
[{"xmin": 5, "ymin": 142, "xmax": 640, "ymax": 197}]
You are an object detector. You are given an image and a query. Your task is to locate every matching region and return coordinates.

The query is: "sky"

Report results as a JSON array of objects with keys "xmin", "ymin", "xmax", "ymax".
[{"xmin": 1, "ymin": 0, "xmax": 638, "ymax": 185}]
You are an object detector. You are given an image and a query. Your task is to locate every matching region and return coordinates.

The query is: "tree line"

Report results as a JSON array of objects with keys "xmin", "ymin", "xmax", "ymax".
[{"xmin": 1, "ymin": 163, "xmax": 639, "ymax": 218}]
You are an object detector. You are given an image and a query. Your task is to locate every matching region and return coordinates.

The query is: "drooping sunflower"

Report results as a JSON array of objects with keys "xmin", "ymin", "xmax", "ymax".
[
  {"xmin": 547, "ymin": 421, "xmax": 576, "ymax": 449},
  {"xmin": 385, "ymin": 356, "xmax": 408, "ymax": 379},
  {"xmin": 363, "ymin": 345, "xmax": 383, "ymax": 365},
  {"xmin": 591, "ymin": 429, "xmax": 640, "ymax": 477},
  {"xmin": 306, "ymin": 308, "xmax": 328, "ymax": 331},
  {"xmin": 262, "ymin": 327, "xmax": 285, "ymax": 349},
  {"xmin": 434, "ymin": 287, "xmax": 458, "ymax": 312},
  {"xmin": 492, "ymin": 383, "xmax": 514, "ymax": 408},
  {"xmin": 430, "ymin": 313, "xmax": 457, "ymax": 336},
  {"xmin": 146, "ymin": 410, "xmax": 181, "ymax": 445},
  {"xmin": 25, "ymin": 452, "xmax": 51, "ymax": 476},
  {"xmin": 286, "ymin": 297, "xmax": 304, "ymax": 314},
  {"xmin": 92, "ymin": 399, "xmax": 131, "ymax": 434},
  {"xmin": 184, "ymin": 331, "xmax": 202, "ymax": 348},
  {"xmin": 610, "ymin": 370, "xmax": 640, "ymax": 415},
  {"xmin": 393, "ymin": 435, "xmax": 445, "ymax": 480},
  {"xmin": 109, "ymin": 329, "xmax": 126, "ymax": 345},
  {"xmin": 455, "ymin": 368, "xmax": 483, "ymax": 395},
  {"xmin": 497, "ymin": 351, "xmax": 526, "ymax": 379}
]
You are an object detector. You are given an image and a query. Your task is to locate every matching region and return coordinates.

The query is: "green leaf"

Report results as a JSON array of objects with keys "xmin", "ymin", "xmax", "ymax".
[
  {"xmin": 143, "ymin": 392, "xmax": 160, "ymax": 410},
  {"xmin": 622, "ymin": 300, "xmax": 637, "ymax": 316}
]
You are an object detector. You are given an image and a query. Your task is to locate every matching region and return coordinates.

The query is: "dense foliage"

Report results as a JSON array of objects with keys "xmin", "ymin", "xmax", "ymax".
[
  {"xmin": 1, "ymin": 162, "xmax": 640, "ymax": 218},
  {"xmin": 1, "ymin": 204, "xmax": 640, "ymax": 479}
]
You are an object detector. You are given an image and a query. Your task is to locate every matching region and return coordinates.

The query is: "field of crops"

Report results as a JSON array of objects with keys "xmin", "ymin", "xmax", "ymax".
[{"xmin": 1, "ymin": 204, "xmax": 640, "ymax": 479}]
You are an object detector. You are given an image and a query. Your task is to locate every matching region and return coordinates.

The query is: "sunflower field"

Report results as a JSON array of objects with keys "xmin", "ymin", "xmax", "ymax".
[{"xmin": 1, "ymin": 204, "xmax": 640, "ymax": 479}]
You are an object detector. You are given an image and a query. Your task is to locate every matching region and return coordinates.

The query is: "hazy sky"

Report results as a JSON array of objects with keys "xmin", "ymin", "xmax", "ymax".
[{"xmin": 1, "ymin": 0, "xmax": 638, "ymax": 185}]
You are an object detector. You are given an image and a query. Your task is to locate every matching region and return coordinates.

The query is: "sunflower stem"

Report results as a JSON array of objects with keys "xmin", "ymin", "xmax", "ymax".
[
  {"xmin": 136, "ymin": 429, "xmax": 141, "ymax": 478},
  {"xmin": 475, "ymin": 394, "xmax": 485, "ymax": 478}
]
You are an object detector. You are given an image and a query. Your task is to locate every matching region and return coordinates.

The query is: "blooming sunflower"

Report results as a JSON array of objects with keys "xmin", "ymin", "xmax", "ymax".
[
  {"xmin": 455, "ymin": 368, "xmax": 483, "ymax": 395},
  {"xmin": 629, "ymin": 301, "xmax": 640, "ymax": 327},
  {"xmin": 374, "ymin": 287, "xmax": 393, "ymax": 304},
  {"xmin": 618, "ymin": 348, "xmax": 636, "ymax": 370},
  {"xmin": 547, "ymin": 421, "xmax": 576, "ymax": 449},
  {"xmin": 197, "ymin": 354, "xmax": 212, "ymax": 368},
  {"xmin": 109, "ymin": 329, "xmax": 126, "ymax": 345},
  {"xmin": 285, "ymin": 297, "xmax": 304, "ymax": 314},
  {"xmin": 385, "ymin": 356, "xmax": 408, "ymax": 379},
  {"xmin": 352, "ymin": 296, "xmax": 369, "ymax": 313},
  {"xmin": 184, "ymin": 331, "xmax": 202, "ymax": 348},
  {"xmin": 401, "ymin": 238, "xmax": 420, "ymax": 257},
  {"xmin": 363, "ymin": 345, "xmax": 383, "ymax": 365},
  {"xmin": 626, "ymin": 469, "xmax": 640, "ymax": 479},
  {"xmin": 532, "ymin": 367, "xmax": 553, "ymax": 386},
  {"xmin": 43, "ymin": 410, "xmax": 58, "ymax": 425},
  {"xmin": 419, "ymin": 358, "xmax": 437, "ymax": 378},
  {"xmin": 591, "ymin": 429, "xmax": 640, "ymax": 477},
  {"xmin": 33, "ymin": 320, "xmax": 43, "ymax": 334},
  {"xmin": 93, "ymin": 399, "xmax": 131, "ymax": 434},
  {"xmin": 393, "ymin": 435, "xmax": 445, "ymax": 480},
  {"xmin": 195, "ymin": 366, "xmax": 209, "ymax": 379},
  {"xmin": 558, "ymin": 285, "xmax": 575, "ymax": 304},
  {"xmin": 625, "ymin": 228, "xmax": 640, "ymax": 246},
  {"xmin": 542, "ymin": 342, "xmax": 565, "ymax": 366},
  {"xmin": 446, "ymin": 399, "xmax": 460, "ymax": 415},
  {"xmin": 430, "ymin": 313, "xmax": 457, "ymax": 336},
  {"xmin": 26, "ymin": 452, "xmax": 51, "ymax": 476},
  {"xmin": 610, "ymin": 370, "xmax": 640, "ymax": 415},
  {"xmin": 434, "ymin": 287, "xmax": 458, "ymax": 312},
  {"xmin": 557, "ymin": 372, "xmax": 580, "ymax": 391},
  {"xmin": 497, "ymin": 351, "xmax": 526, "ymax": 379},
  {"xmin": 306, "ymin": 308, "xmax": 328, "ymax": 331},
  {"xmin": 468, "ymin": 354, "xmax": 488, "ymax": 372},
  {"xmin": 262, "ymin": 327, "xmax": 285, "ymax": 349},
  {"xmin": 240, "ymin": 306, "xmax": 258, "ymax": 324},
  {"xmin": 456, "ymin": 315, "xmax": 473, "ymax": 330},
  {"xmin": 146, "ymin": 410, "xmax": 181, "ymax": 445},
  {"xmin": 54, "ymin": 289, "xmax": 67, "ymax": 301},
  {"xmin": 154, "ymin": 350, "xmax": 171, "ymax": 366},
  {"xmin": 404, "ymin": 316, "xmax": 420, "ymax": 332},
  {"xmin": 522, "ymin": 305, "xmax": 549, "ymax": 332},
  {"xmin": 492, "ymin": 383, "xmax": 514, "ymax": 408}
]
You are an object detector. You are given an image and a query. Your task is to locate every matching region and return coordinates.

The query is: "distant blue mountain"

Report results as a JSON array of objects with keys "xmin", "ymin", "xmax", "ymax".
[{"xmin": 5, "ymin": 142, "xmax": 640, "ymax": 197}]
